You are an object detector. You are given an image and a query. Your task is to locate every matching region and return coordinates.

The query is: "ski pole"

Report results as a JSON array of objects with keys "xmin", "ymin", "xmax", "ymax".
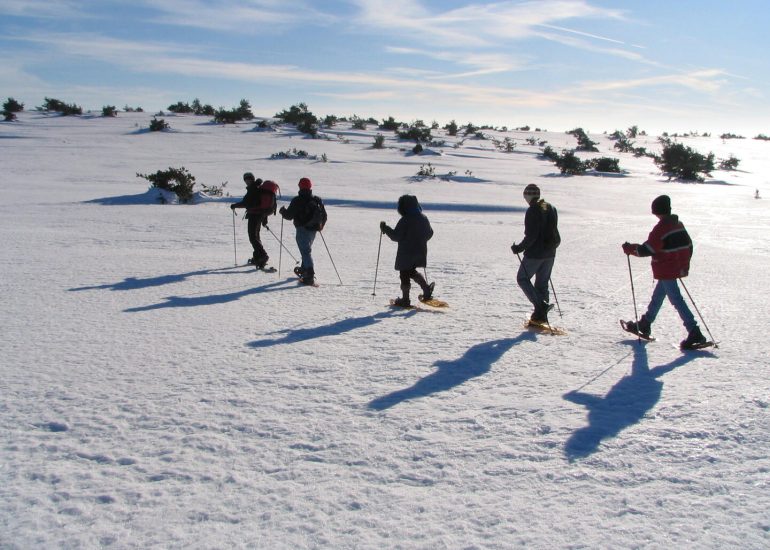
[
  {"xmin": 679, "ymin": 279, "xmax": 719, "ymax": 348},
  {"xmin": 627, "ymin": 254, "xmax": 641, "ymax": 345},
  {"xmin": 549, "ymin": 278, "xmax": 563, "ymax": 318},
  {"xmin": 266, "ymin": 226, "xmax": 298, "ymax": 263},
  {"xmin": 319, "ymin": 231, "xmax": 343, "ymax": 285},
  {"xmin": 232, "ymin": 209, "xmax": 238, "ymax": 266},
  {"xmin": 278, "ymin": 216, "xmax": 284, "ymax": 277},
  {"xmin": 373, "ymin": 230, "xmax": 383, "ymax": 296}
]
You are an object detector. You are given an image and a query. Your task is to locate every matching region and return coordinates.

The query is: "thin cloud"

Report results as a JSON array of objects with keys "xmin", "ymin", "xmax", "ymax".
[{"xmin": 0, "ymin": 0, "xmax": 85, "ymax": 18}]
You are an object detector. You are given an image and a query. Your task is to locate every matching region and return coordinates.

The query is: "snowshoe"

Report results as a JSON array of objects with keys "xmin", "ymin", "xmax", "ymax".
[
  {"xmin": 680, "ymin": 327, "xmax": 709, "ymax": 350},
  {"xmin": 620, "ymin": 319, "xmax": 655, "ymax": 341}
]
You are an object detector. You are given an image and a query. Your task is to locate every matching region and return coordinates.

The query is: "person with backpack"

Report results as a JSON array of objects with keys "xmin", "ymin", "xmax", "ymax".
[
  {"xmin": 230, "ymin": 172, "xmax": 275, "ymax": 268},
  {"xmin": 279, "ymin": 177, "xmax": 326, "ymax": 285},
  {"xmin": 511, "ymin": 183, "xmax": 560, "ymax": 325},
  {"xmin": 621, "ymin": 195, "xmax": 707, "ymax": 350},
  {"xmin": 380, "ymin": 194, "xmax": 435, "ymax": 307}
]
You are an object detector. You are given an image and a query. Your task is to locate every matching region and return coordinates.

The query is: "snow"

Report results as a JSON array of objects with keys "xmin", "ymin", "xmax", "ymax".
[{"xmin": 1, "ymin": 112, "xmax": 769, "ymax": 548}]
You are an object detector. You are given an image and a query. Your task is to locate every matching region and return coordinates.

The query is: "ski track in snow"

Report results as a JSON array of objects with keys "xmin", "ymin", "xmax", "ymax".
[{"xmin": 1, "ymin": 112, "xmax": 769, "ymax": 548}]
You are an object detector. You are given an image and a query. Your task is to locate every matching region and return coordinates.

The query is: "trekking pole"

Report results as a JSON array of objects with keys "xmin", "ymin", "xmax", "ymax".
[
  {"xmin": 232, "ymin": 209, "xmax": 238, "ymax": 266},
  {"xmin": 319, "ymin": 231, "xmax": 343, "ymax": 285},
  {"xmin": 679, "ymin": 279, "xmax": 719, "ymax": 348},
  {"xmin": 266, "ymin": 226, "xmax": 298, "ymax": 263},
  {"xmin": 627, "ymin": 255, "xmax": 641, "ymax": 345},
  {"xmin": 372, "ymin": 231, "xmax": 383, "ymax": 296},
  {"xmin": 278, "ymin": 216, "xmax": 284, "ymax": 277},
  {"xmin": 549, "ymin": 278, "xmax": 563, "ymax": 318}
]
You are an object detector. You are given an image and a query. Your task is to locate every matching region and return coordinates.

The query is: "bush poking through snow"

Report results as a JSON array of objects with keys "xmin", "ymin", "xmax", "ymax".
[
  {"xmin": 379, "ymin": 116, "xmax": 401, "ymax": 131},
  {"xmin": 588, "ymin": 157, "xmax": 621, "ymax": 173},
  {"xmin": 655, "ymin": 140, "xmax": 715, "ymax": 181},
  {"xmin": 719, "ymin": 155, "xmax": 740, "ymax": 170},
  {"xmin": 567, "ymin": 128, "xmax": 599, "ymax": 152},
  {"xmin": 398, "ymin": 125, "xmax": 432, "ymax": 143},
  {"xmin": 416, "ymin": 163, "xmax": 435, "ymax": 178},
  {"xmin": 149, "ymin": 118, "xmax": 169, "ymax": 132},
  {"xmin": 554, "ymin": 150, "xmax": 588, "ymax": 175},
  {"xmin": 40, "ymin": 97, "xmax": 82, "ymax": 116},
  {"xmin": 3, "ymin": 97, "xmax": 23, "ymax": 113},
  {"xmin": 102, "ymin": 106, "xmax": 118, "ymax": 117},
  {"xmin": 137, "ymin": 167, "xmax": 196, "ymax": 203},
  {"xmin": 270, "ymin": 148, "xmax": 317, "ymax": 160},
  {"xmin": 373, "ymin": 134, "xmax": 385, "ymax": 149}
]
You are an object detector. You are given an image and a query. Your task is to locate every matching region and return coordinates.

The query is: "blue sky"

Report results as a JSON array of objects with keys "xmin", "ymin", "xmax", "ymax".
[{"xmin": 1, "ymin": 0, "xmax": 768, "ymax": 134}]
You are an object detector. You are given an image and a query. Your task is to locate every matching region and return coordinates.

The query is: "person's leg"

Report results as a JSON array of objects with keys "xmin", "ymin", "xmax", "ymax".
[
  {"xmin": 660, "ymin": 279, "xmax": 697, "ymax": 331},
  {"xmin": 247, "ymin": 217, "xmax": 260, "ymax": 261},
  {"xmin": 252, "ymin": 215, "xmax": 268, "ymax": 265},
  {"xmin": 516, "ymin": 257, "xmax": 541, "ymax": 308},
  {"xmin": 642, "ymin": 279, "xmax": 667, "ymax": 325},
  {"xmin": 397, "ymin": 270, "xmax": 412, "ymax": 305},
  {"xmin": 409, "ymin": 268, "xmax": 431, "ymax": 296},
  {"xmin": 295, "ymin": 227, "xmax": 314, "ymax": 272},
  {"xmin": 532, "ymin": 257, "xmax": 554, "ymax": 305}
]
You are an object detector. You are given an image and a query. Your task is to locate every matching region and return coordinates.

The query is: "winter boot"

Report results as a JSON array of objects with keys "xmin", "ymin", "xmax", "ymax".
[
  {"xmin": 255, "ymin": 254, "xmax": 269, "ymax": 269},
  {"xmin": 419, "ymin": 282, "xmax": 435, "ymax": 301},
  {"xmin": 530, "ymin": 301, "xmax": 553, "ymax": 324},
  {"xmin": 680, "ymin": 326, "xmax": 707, "ymax": 350},
  {"xmin": 625, "ymin": 316, "xmax": 651, "ymax": 338},
  {"xmin": 300, "ymin": 268, "xmax": 315, "ymax": 285},
  {"xmin": 293, "ymin": 266, "xmax": 305, "ymax": 278},
  {"xmin": 392, "ymin": 296, "xmax": 412, "ymax": 307}
]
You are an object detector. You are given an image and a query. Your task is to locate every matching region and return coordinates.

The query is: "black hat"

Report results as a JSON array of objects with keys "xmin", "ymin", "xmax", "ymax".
[
  {"xmin": 651, "ymin": 195, "xmax": 671, "ymax": 215},
  {"xmin": 523, "ymin": 183, "xmax": 540, "ymax": 204}
]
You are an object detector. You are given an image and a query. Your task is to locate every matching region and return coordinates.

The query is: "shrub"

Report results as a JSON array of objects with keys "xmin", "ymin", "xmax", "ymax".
[
  {"xmin": 214, "ymin": 108, "xmax": 239, "ymax": 124},
  {"xmin": 464, "ymin": 123, "xmax": 478, "ymax": 136},
  {"xmin": 275, "ymin": 102, "xmax": 317, "ymax": 125},
  {"xmin": 137, "ymin": 167, "xmax": 196, "ymax": 203},
  {"xmin": 270, "ymin": 148, "xmax": 317, "ymax": 160},
  {"xmin": 236, "ymin": 99, "xmax": 254, "ymax": 120},
  {"xmin": 718, "ymin": 155, "xmax": 740, "ymax": 170},
  {"xmin": 200, "ymin": 180, "xmax": 228, "ymax": 197},
  {"xmin": 373, "ymin": 134, "xmax": 385, "ymax": 149},
  {"xmin": 541, "ymin": 145, "xmax": 559, "ymax": 162},
  {"xmin": 416, "ymin": 163, "xmax": 435, "ymax": 177},
  {"xmin": 567, "ymin": 127, "xmax": 599, "ymax": 152},
  {"xmin": 655, "ymin": 140, "xmax": 715, "ymax": 181},
  {"xmin": 168, "ymin": 101, "xmax": 193, "ymax": 113},
  {"xmin": 613, "ymin": 136, "xmax": 635, "ymax": 153},
  {"xmin": 554, "ymin": 150, "xmax": 587, "ymax": 175},
  {"xmin": 323, "ymin": 115, "xmax": 338, "ymax": 127},
  {"xmin": 444, "ymin": 120, "xmax": 458, "ymax": 136},
  {"xmin": 40, "ymin": 97, "xmax": 82, "ymax": 115},
  {"xmin": 754, "ymin": 134, "xmax": 770, "ymax": 141},
  {"xmin": 124, "ymin": 105, "xmax": 144, "ymax": 112},
  {"xmin": 412, "ymin": 143, "xmax": 423, "ymax": 154},
  {"xmin": 720, "ymin": 133, "xmax": 745, "ymax": 140},
  {"xmin": 398, "ymin": 125, "xmax": 432, "ymax": 142},
  {"xmin": 589, "ymin": 157, "xmax": 621, "ymax": 173},
  {"xmin": 380, "ymin": 116, "xmax": 401, "ymax": 131},
  {"xmin": 351, "ymin": 116, "xmax": 367, "ymax": 130},
  {"xmin": 3, "ymin": 98, "xmax": 23, "ymax": 113},
  {"xmin": 149, "ymin": 118, "xmax": 169, "ymax": 131},
  {"xmin": 3, "ymin": 110, "xmax": 16, "ymax": 122},
  {"xmin": 498, "ymin": 137, "xmax": 516, "ymax": 152},
  {"xmin": 102, "ymin": 105, "xmax": 118, "ymax": 117},
  {"xmin": 626, "ymin": 125, "xmax": 640, "ymax": 138}
]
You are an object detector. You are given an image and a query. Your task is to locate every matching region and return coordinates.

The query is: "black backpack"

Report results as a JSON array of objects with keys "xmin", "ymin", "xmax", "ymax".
[
  {"xmin": 304, "ymin": 196, "xmax": 328, "ymax": 231},
  {"xmin": 542, "ymin": 203, "xmax": 561, "ymax": 249}
]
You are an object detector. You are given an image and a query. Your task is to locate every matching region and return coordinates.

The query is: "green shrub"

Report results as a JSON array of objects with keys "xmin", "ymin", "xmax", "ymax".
[
  {"xmin": 444, "ymin": 120, "xmax": 458, "ymax": 136},
  {"xmin": 754, "ymin": 134, "xmax": 770, "ymax": 141},
  {"xmin": 373, "ymin": 134, "xmax": 385, "ymax": 149},
  {"xmin": 416, "ymin": 163, "xmax": 435, "ymax": 177},
  {"xmin": 720, "ymin": 133, "xmax": 745, "ymax": 140},
  {"xmin": 168, "ymin": 101, "xmax": 193, "ymax": 113},
  {"xmin": 323, "ymin": 115, "xmax": 338, "ymax": 127},
  {"xmin": 589, "ymin": 157, "xmax": 621, "ymax": 173},
  {"xmin": 137, "ymin": 167, "xmax": 196, "ymax": 203},
  {"xmin": 554, "ymin": 150, "xmax": 587, "ymax": 175},
  {"xmin": 40, "ymin": 97, "xmax": 82, "ymax": 116},
  {"xmin": 351, "ymin": 116, "xmax": 367, "ymax": 130},
  {"xmin": 541, "ymin": 145, "xmax": 559, "ymax": 162},
  {"xmin": 567, "ymin": 127, "xmax": 599, "ymax": 152},
  {"xmin": 149, "ymin": 118, "xmax": 169, "ymax": 132},
  {"xmin": 655, "ymin": 140, "xmax": 715, "ymax": 181},
  {"xmin": 102, "ymin": 105, "xmax": 118, "ymax": 117},
  {"xmin": 398, "ymin": 125, "xmax": 432, "ymax": 142},
  {"xmin": 3, "ymin": 110, "xmax": 16, "ymax": 121},
  {"xmin": 380, "ymin": 116, "xmax": 401, "ymax": 131},
  {"xmin": 718, "ymin": 155, "xmax": 740, "ymax": 170},
  {"xmin": 3, "ymin": 97, "xmax": 23, "ymax": 113},
  {"xmin": 412, "ymin": 143, "xmax": 423, "ymax": 154}
]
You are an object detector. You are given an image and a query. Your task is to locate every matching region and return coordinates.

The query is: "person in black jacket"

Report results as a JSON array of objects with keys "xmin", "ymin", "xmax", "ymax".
[
  {"xmin": 230, "ymin": 172, "xmax": 269, "ymax": 267},
  {"xmin": 511, "ymin": 184, "xmax": 560, "ymax": 324},
  {"xmin": 380, "ymin": 194, "xmax": 435, "ymax": 307},
  {"xmin": 279, "ymin": 177, "xmax": 321, "ymax": 285}
]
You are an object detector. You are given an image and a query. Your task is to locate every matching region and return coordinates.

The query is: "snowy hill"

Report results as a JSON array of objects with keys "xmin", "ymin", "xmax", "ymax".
[{"xmin": 1, "ymin": 111, "xmax": 768, "ymax": 548}]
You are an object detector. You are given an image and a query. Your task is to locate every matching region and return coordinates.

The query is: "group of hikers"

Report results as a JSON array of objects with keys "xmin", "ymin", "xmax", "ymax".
[{"xmin": 231, "ymin": 174, "xmax": 709, "ymax": 350}]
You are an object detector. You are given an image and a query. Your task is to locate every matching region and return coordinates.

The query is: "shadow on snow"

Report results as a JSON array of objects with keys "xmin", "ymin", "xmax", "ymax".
[
  {"xmin": 563, "ymin": 340, "xmax": 717, "ymax": 461},
  {"xmin": 69, "ymin": 265, "xmax": 257, "ymax": 292},
  {"xmin": 323, "ymin": 198, "xmax": 524, "ymax": 213},
  {"xmin": 248, "ymin": 309, "xmax": 405, "ymax": 348},
  {"xmin": 368, "ymin": 333, "xmax": 534, "ymax": 411}
]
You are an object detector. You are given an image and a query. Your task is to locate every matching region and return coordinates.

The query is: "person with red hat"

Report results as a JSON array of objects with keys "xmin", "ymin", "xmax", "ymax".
[
  {"xmin": 621, "ymin": 194, "xmax": 707, "ymax": 350},
  {"xmin": 279, "ymin": 177, "xmax": 326, "ymax": 285}
]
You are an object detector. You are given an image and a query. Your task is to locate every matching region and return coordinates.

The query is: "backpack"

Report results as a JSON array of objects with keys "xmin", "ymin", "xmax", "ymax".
[
  {"xmin": 259, "ymin": 181, "xmax": 280, "ymax": 215},
  {"xmin": 542, "ymin": 203, "xmax": 561, "ymax": 249},
  {"xmin": 304, "ymin": 195, "xmax": 328, "ymax": 231}
]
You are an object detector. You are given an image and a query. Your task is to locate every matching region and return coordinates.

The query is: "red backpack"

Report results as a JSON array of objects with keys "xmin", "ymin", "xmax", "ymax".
[{"xmin": 259, "ymin": 181, "xmax": 280, "ymax": 215}]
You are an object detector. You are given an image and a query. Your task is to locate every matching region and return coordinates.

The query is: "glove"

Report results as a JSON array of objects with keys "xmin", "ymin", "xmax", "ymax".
[
  {"xmin": 279, "ymin": 206, "xmax": 287, "ymax": 215},
  {"xmin": 511, "ymin": 243, "xmax": 524, "ymax": 254},
  {"xmin": 230, "ymin": 204, "xmax": 236, "ymax": 210},
  {"xmin": 262, "ymin": 217, "xmax": 268, "ymax": 228},
  {"xmin": 380, "ymin": 221, "xmax": 388, "ymax": 233},
  {"xmin": 622, "ymin": 242, "xmax": 637, "ymax": 256}
]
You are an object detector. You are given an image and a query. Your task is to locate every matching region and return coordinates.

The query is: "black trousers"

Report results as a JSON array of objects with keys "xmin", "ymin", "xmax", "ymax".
[
  {"xmin": 247, "ymin": 214, "xmax": 268, "ymax": 261},
  {"xmin": 399, "ymin": 268, "xmax": 429, "ymax": 292}
]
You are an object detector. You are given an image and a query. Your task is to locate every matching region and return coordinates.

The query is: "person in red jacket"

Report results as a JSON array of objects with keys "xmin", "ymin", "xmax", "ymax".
[{"xmin": 622, "ymin": 195, "xmax": 706, "ymax": 350}]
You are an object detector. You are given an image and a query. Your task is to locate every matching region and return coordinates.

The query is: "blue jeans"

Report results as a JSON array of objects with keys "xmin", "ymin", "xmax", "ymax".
[
  {"xmin": 295, "ymin": 226, "xmax": 316, "ymax": 271},
  {"xmin": 644, "ymin": 279, "xmax": 696, "ymax": 331},
  {"xmin": 517, "ymin": 256, "xmax": 554, "ymax": 309}
]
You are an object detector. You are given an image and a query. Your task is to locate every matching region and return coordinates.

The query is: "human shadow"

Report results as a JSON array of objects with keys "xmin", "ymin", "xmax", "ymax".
[
  {"xmin": 368, "ymin": 333, "xmax": 534, "ymax": 411},
  {"xmin": 69, "ymin": 265, "xmax": 254, "ymax": 293},
  {"xmin": 248, "ymin": 309, "xmax": 407, "ymax": 348},
  {"xmin": 123, "ymin": 279, "xmax": 292, "ymax": 312},
  {"xmin": 563, "ymin": 341, "xmax": 716, "ymax": 460}
]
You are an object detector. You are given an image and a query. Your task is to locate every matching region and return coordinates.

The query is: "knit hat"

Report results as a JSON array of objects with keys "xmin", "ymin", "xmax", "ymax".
[
  {"xmin": 243, "ymin": 172, "xmax": 255, "ymax": 182},
  {"xmin": 651, "ymin": 195, "xmax": 671, "ymax": 215},
  {"xmin": 298, "ymin": 177, "xmax": 312, "ymax": 190},
  {"xmin": 523, "ymin": 183, "xmax": 540, "ymax": 204}
]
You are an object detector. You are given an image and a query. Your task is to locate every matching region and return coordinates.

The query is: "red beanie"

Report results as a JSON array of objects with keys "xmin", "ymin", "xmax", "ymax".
[{"xmin": 298, "ymin": 177, "xmax": 312, "ymax": 190}]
